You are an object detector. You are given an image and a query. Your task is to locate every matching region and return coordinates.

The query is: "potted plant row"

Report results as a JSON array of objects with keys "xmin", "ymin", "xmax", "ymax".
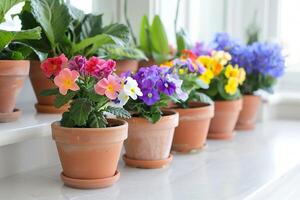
[
  {"xmin": 211, "ymin": 33, "xmax": 285, "ymax": 130},
  {"xmin": 0, "ymin": 0, "xmax": 41, "ymax": 122}
]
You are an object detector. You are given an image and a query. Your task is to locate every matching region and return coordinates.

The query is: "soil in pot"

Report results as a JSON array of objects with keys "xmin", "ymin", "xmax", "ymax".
[
  {"xmin": 236, "ymin": 95, "xmax": 261, "ymax": 130},
  {"xmin": 208, "ymin": 99, "xmax": 242, "ymax": 140},
  {"xmin": 115, "ymin": 60, "xmax": 139, "ymax": 75},
  {"xmin": 0, "ymin": 60, "xmax": 29, "ymax": 122},
  {"xmin": 29, "ymin": 61, "xmax": 69, "ymax": 113},
  {"xmin": 123, "ymin": 110, "xmax": 179, "ymax": 169},
  {"xmin": 52, "ymin": 118, "xmax": 128, "ymax": 189},
  {"xmin": 138, "ymin": 58, "xmax": 157, "ymax": 69},
  {"xmin": 172, "ymin": 102, "xmax": 214, "ymax": 153}
]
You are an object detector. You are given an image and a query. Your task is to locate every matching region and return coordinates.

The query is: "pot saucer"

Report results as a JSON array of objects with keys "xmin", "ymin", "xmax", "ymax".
[
  {"xmin": 208, "ymin": 131, "xmax": 236, "ymax": 140},
  {"xmin": 172, "ymin": 143, "xmax": 207, "ymax": 154},
  {"xmin": 123, "ymin": 154, "xmax": 173, "ymax": 169},
  {"xmin": 35, "ymin": 103, "xmax": 68, "ymax": 114},
  {"xmin": 235, "ymin": 123, "xmax": 255, "ymax": 131},
  {"xmin": 0, "ymin": 108, "xmax": 21, "ymax": 123},
  {"xmin": 60, "ymin": 170, "xmax": 120, "ymax": 189}
]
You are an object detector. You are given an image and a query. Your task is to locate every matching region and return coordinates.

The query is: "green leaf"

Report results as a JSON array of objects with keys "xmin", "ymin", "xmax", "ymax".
[
  {"xmin": 98, "ymin": 44, "xmax": 147, "ymax": 60},
  {"xmin": 0, "ymin": 0, "xmax": 24, "ymax": 23},
  {"xmin": 0, "ymin": 27, "xmax": 42, "ymax": 51},
  {"xmin": 87, "ymin": 112, "xmax": 107, "ymax": 128},
  {"xmin": 12, "ymin": 41, "xmax": 48, "ymax": 60},
  {"xmin": 40, "ymin": 88, "xmax": 59, "ymax": 96},
  {"xmin": 68, "ymin": 4, "xmax": 85, "ymax": 21},
  {"xmin": 88, "ymin": 92, "xmax": 108, "ymax": 103},
  {"xmin": 30, "ymin": 0, "xmax": 71, "ymax": 47},
  {"xmin": 60, "ymin": 112, "xmax": 75, "ymax": 128},
  {"xmin": 69, "ymin": 98, "xmax": 92, "ymax": 126},
  {"xmin": 191, "ymin": 92, "xmax": 214, "ymax": 105},
  {"xmin": 176, "ymin": 28, "xmax": 192, "ymax": 55},
  {"xmin": 150, "ymin": 15, "xmax": 169, "ymax": 57},
  {"xmin": 106, "ymin": 106, "xmax": 131, "ymax": 119},
  {"xmin": 139, "ymin": 15, "xmax": 151, "ymax": 56},
  {"xmin": 101, "ymin": 23, "xmax": 130, "ymax": 44},
  {"xmin": 54, "ymin": 91, "xmax": 76, "ymax": 108},
  {"xmin": 81, "ymin": 13, "xmax": 103, "ymax": 39}
]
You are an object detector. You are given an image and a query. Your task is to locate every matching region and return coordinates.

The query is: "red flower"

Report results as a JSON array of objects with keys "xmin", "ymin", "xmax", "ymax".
[
  {"xmin": 181, "ymin": 49, "xmax": 197, "ymax": 61},
  {"xmin": 84, "ymin": 56, "xmax": 106, "ymax": 77},
  {"xmin": 41, "ymin": 54, "xmax": 68, "ymax": 78}
]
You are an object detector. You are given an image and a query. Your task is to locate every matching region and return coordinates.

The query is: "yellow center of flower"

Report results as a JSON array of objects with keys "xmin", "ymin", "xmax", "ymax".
[
  {"xmin": 130, "ymin": 88, "xmax": 135, "ymax": 94},
  {"xmin": 63, "ymin": 79, "xmax": 72, "ymax": 88},
  {"xmin": 107, "ymin": 84, "xmax": 114, "ymax": 92}
]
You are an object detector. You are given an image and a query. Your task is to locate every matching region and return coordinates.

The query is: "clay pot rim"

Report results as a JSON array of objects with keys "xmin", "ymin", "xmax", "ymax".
[
  {"xmin": 52, "ymin": 118, "xmax": 128, "ymax": 131},
  {"xmin": 172, "ymin": 101, "xmax": 213, "ymax": 111},
  {"xmin": 242, "ymin": 94, "xmax": 261, "ymax": 100},
  {"xmin": 214, "ymin": 98, "xmax": 242, "ymax": 104},
  {"xmin": 0, "ymin": 60, "xmax": 30, "ymax": 63},
  {"xmin": 130, "ymin": 109, "xmax": 178, "ymax": 121}
]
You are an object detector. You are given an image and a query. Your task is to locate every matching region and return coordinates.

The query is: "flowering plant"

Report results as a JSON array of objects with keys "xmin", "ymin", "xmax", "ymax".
[
  {"xmin": 212, "ymin": 33, "xmax": 285, "ymax": 94},
  {"xmin": 40, "ymin": 54, "xmax": 142, "ymax": 128},
  {"xmin": 161, "ymin": 50, "xmax": 212, "ymax": 108},
  {"xmin": 124, "ymin": 65, "xmax": 186, "ymax": 123},
  {"xmin": 197, "ymin": 50, "xmax": 246, "ymax": 100}
]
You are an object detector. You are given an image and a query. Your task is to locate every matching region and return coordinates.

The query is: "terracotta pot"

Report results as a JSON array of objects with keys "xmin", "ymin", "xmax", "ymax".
[
  {"xmin": 0, "ymin": 60, "xmax": 29, "ymax": 122},
  {"xmin": 172, "ymin": 102, "xmax": 214, "ymax": 153},
  {"xmin": 52, "ymin": 118, "xmax": 128, "ymax": 189},
  {"xmin": 235, "ymin": 95, "xmax": 261, "ymax": 130},
  {"xmin": 208, "ymin": 99, "xmax": 242, "ymax": 140},
  {"xmin": 123, "ymin": 110, "xmax": 179, "ymax": 168},
  {"xmin": 115, "ymin": 60, "xmax": 139, "ymax": 75},
  {"xmin": 138, "ymin": 58, "xmax": 157, "ymax": 68},
  {"xmin": 29, "ymin": 61, "xmax": 68, "ymax": 113}
]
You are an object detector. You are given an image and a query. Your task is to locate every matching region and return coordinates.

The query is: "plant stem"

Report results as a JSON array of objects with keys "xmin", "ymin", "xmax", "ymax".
[
  {"xmin": 124, "ymin": 0, "xmax": 137, "ymax": 46},
  {"xmin": 174, "ymin": 0, "xmax": 181, "ymax": 34}
]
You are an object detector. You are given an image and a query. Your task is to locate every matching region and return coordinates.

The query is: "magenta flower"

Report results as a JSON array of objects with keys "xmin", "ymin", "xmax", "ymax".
[{"xmin": 68, "ymin": 55, "xmax": 87, "ymax": 72}]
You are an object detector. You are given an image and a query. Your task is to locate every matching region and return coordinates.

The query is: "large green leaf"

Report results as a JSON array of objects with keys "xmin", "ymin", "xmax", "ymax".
[
  {"xmin": 69, "ymin": 98, "xmax": 92, "ymax": 126},
  {"xmin": 73, "ymin": 34, "xmax": 125, "ymax": 56},
  {"xmin": 98, "ymin": 44, "xmax": 147, "ymax": 60},
  {"xmin": 139, "ymin": 15, "xmax": 151, "ymax": 56},
  {"xmin": 0, "ymin": 27, "xmax": 41, "ymax": 51},
  {"xmin": 150, "ymin": 15, "xmax": 169, "ymax": 56},
  {"xmin": 101, "ymin": 23, "xmax": 130, "ymax": 44},
  {"xmin": 81, "ymin": 13, "xmax": 103, "ymax": 39},
  {"xmin": 0, "ymin": 0, "xmax": 24, "ymax": 23},
  {"xmin": 106, "ymin": 106, "xmax": 131, "ymax": 119},
  {"xmin": 30, "ymin": 0, "xmax": 71, "ymax": 47},
  {"xmin": 176, "ymin": 28, "xmax": 192, "ymax": 55}
]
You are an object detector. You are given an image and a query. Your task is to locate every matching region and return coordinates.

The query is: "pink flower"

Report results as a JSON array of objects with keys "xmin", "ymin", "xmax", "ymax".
[
  {"xmin": 41, "ymin": 54, "xmax": 68, "ymax": 78},
  {"xmin": 99, "ymin": 59, "xmax": 116, "ymax": 78},
  {"xmin": 54, "ymin": 68, "xmax": 80, "ymax": 95},
  {"xmin": 83, "ymin": 56, "xmax": 106, "ymax": 77},
  {"xmin": 94, "ymin": 75, "xmax": 121, "ymax": 100}
]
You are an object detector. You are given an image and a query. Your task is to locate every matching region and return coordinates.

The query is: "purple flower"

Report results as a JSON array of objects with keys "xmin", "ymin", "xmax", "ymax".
[
  {"xmin": 140, "ymin": 88, "xmax": 160, "ymax": 105},
  {"xmin": 192, "ymin": 42, "xmax": 212, "ymax": 56},
  {"xmin": 156, "ymin": 78, "xmax": 176, "ymax": 95},
  {"xmin": 68, "ymin": 55, "xmax": 87, "ymax": 72}
]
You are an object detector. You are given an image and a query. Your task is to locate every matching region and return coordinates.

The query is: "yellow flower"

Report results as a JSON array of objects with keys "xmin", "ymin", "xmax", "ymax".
[
  {"xmin": 212, "ymin": 50, "xmax": 231, "ymax": 65},
  {"xmin": 211, "ymin": 59, "xmax": 224, "ymax": 76},
  {"xmin": 197, "ymin": 56, "xmax": 211, "ymax": 69},
  {"xmin": 160, "ymin": 60, "xmax": 173, "ymax": 68},
  {"xmin": 238, "ymin": 68, "xmax": 246, "ymax": 85},
  {"xmin": 199, "ymin": 69, "xmax": 214, "ymax": 84},
  {"xmin": 179, "ymin": 68, "xmax": 186, "ymax": 75},
  {"xmin": 225, "ymin": 77, "xmax": 238, "ymax": 95},
  {"xmin": 225, "ymin": 64, "xmax": 239, "ymax": 78}
]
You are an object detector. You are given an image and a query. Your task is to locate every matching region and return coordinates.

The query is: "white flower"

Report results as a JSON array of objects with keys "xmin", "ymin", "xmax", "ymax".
[
  {"xmin": 123, "ymin": 77, "xmax": 143, "ymax": 100},
  {"xmin": 115, "ymin": 90, "xmax": 130, "ymax": 106}
]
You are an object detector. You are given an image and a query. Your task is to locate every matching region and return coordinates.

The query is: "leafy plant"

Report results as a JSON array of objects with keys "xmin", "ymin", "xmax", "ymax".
[
  {"xmin": 40, "ymin": 55, "xmax": 142, "ymax": 128},
  {"xmin": 0, "ymin": 0, "xmax": 41, "ymax": 60},
  {"xmin": 97, "ymin": 44, "xmax": 147, "ymax": 60},
  {"xmin": 18, "ymin": 0, "xmax": 131, "ymax": 60},
  {"xmin": 139, "ymin": 15, "xmax": 171, "ymax": 64}
]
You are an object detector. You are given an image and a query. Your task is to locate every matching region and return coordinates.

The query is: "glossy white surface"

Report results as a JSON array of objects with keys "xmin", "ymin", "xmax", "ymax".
[
  {"xmin": 0, "ymin": 104, "xmax": 59, "ymax": 146},
  {"xmin": 0, "ymin": 120, "xmax": 300, "ymax": 200}
]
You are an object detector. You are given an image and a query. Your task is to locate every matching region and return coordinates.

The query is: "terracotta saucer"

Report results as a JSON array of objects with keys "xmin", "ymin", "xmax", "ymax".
[
  {"xmin": 235, "ymin": 123, "xmax": 255, "ymax": 131},
  {"xmin": 123, "ymin": 154, "xmax": 173, "ymax": 169},
  {"xmin": 172, "ymin": 143, "xmax": 207, "ymax": 154},
  {"xmin": 0, "ymin": 108, "xmax": 21, "ymax": 123},
  {"xmin": 35, "ymin": 103, "xmax": 68, "ymax": 114},
  {"xmin": 208, "ymin": 131, "xmax": 236, "ymax": 140},
  {"xmin": 60, "ymin": 170, "xmax": 120, "ymax": 189}
]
